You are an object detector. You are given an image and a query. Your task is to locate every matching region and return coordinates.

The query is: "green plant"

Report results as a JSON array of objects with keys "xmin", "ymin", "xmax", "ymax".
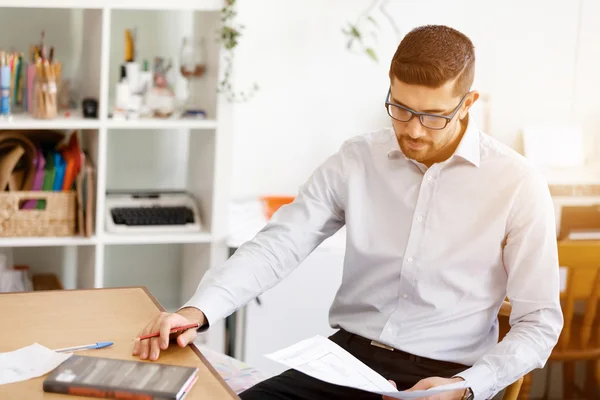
[
  {"xmin": 342, "ymin": 0, "xmax": 400, "ymax": 63},
  {"xmin": 342, "ymin": 16, "xmax": 379, "ymax": 62},
  {"xmin": 217, "ymin": 0, "xmax": 258, "ymax": 102}
]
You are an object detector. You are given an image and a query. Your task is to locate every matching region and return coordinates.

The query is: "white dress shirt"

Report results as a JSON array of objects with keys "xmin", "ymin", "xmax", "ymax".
[{"xmin": 183, "ymin": 117, "xmax": 564, "ymax": 399}]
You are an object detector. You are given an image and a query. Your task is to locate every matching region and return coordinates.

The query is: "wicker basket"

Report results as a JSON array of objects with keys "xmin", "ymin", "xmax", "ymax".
[{"xmin": 0, "ymin": 191, "xmax": 76, "ymax": 237}]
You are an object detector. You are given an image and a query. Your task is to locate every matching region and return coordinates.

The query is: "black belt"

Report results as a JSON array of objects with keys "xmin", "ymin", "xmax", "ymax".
[{"xmin": 339, "ymin": 329, "xmax": 469, "ymax": 370}]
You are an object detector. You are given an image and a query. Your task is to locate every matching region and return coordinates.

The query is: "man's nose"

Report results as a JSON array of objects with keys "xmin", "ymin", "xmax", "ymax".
[{"xmin": 406, "ymin": 117, "xmax": 427, "ymax": 139}]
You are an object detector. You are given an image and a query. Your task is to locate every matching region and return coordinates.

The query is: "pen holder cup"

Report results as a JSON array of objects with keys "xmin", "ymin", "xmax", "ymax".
[
  {"xmin": 32, "ymin": 76, "xmax": 57, "ymax": 119},
  {"xmin": 0, "ymin": 191, "xmax": 76, "ymax": 237}
]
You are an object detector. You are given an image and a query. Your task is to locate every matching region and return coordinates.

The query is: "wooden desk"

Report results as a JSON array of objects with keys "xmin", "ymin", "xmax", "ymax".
[{"xmin": 0, "ymin": 287, "xmax": 238, "ymax": 399}]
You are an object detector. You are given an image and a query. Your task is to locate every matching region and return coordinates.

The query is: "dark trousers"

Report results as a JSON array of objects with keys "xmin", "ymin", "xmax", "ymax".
[{"xmin": 239, "ymin": 329, "xmax": 469, "ymax": 400}]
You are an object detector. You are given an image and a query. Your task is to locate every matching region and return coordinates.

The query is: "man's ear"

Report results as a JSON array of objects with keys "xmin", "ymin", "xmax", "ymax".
[{"xmin": 460, "ymin": 91, "xmax": 479, "ymax": 120}]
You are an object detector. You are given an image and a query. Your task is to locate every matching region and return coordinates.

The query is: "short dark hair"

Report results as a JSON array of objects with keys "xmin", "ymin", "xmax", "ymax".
[{"xmin": 389, "ymin": 25, "xmax": 475, "ymax": 96}]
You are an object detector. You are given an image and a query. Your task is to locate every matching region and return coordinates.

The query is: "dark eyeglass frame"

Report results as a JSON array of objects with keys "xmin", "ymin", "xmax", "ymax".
[{"xmin": 384, "ymin": 88, "xmax": 469, "ymax": 130}]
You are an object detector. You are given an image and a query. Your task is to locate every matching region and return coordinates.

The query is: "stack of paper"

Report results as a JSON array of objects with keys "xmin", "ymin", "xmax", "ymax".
[{"xmin": 265, "ymin": 335, "xmax": 469, "ymax": 399}]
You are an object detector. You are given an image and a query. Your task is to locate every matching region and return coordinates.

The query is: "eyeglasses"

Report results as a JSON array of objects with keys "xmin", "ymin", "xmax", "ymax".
[{"xmin": 384, "ymin": 88, "xmax": 468, "ymax": 130}]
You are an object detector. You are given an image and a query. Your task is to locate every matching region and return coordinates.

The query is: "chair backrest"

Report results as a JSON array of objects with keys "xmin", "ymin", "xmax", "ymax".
[
  {"xmin": 556, "ymin": 240, "xmax": 600, "ymax": 352},
  {"xmin": 558, "ymin": 205, "xmax": 600, "ymax": 240}
]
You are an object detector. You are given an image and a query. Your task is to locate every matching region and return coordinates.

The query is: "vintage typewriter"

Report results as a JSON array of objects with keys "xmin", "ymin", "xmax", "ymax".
[{"xmin": 105, "ymin": 191, "xmax": 202, "ymax": 234}]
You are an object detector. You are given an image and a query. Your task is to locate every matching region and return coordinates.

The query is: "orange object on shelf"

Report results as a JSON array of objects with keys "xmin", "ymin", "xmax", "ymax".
[{"xmin": 261, "ymin": 195, "xmax": 295, "ymax": 219}]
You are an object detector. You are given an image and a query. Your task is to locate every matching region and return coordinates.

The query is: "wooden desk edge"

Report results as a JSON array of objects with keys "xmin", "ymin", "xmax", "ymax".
[
  {"xmin": 0, "ymin": 286, "xmax": 240, "ymax": 400},
  {"xmin": 140, "ymin": 286, "xmax": 240, "ymax": 399}
]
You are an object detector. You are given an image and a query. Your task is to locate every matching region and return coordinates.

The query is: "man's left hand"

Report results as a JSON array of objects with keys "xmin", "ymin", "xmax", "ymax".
[{"xmin": 382, "ymin": 377, "xmax": 467, "ymax": 400}]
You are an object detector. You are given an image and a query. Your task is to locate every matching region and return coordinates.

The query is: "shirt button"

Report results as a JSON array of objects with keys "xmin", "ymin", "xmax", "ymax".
[
  {"xmin": 427, "ymin": 175, "xmax": 433, "ymax": 181},
  {"xmin": 416, "ymin": 215, "xmax": 423, "ymax": 223},
  {"xmin": 406, "ymin": 256, "xmax": 413, "ymax": 263},
  {"xmin": 403, "ymin": 294, "xmax": 408, "ymax": 299},
  {"xmin": 387, "ymin": 327, "xmax": 393, "ymax": 333}
]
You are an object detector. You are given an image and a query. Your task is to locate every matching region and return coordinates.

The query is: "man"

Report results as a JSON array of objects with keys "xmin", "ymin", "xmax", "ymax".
[{"xmin": 133, "ymin": 25, "xmax": 563, "ymax": 400}]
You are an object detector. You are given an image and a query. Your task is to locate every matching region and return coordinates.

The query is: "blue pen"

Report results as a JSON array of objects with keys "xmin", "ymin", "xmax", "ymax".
[{"xmin": 53, "ymin": 341, "xmax": 114, "ymax": 353}]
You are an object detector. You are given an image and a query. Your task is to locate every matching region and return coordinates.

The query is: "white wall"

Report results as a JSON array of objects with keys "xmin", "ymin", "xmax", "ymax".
[
  {"xmin": 230, "ymin": 0, "xmax": 392, "ymax": 198},
  {"xmin": 229, "ymin": 0, "xmax": 600, "ymax": 199}
]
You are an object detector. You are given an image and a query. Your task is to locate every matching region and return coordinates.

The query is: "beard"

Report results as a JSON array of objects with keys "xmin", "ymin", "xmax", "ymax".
[
  {"xmin": 396, "ymin": 119, "xmax": 463, "ymax": 164},
  {"xmin": 398, "ymin": 136, "xmax": 436, "ymax": 163}
]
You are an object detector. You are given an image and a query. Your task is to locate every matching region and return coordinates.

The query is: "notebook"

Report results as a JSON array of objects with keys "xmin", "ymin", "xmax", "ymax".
[
  {"xmin": 52, "ymin": 151, "xmax": 66, "ymax": 191},
  {"xmin": 59, "ymin": 131, "xmax": 82, "ymax": 191},
  {"xmin": 20, "ymin": 148, "xmax": 46, "ymax": 209},
  {"xmin": 43, "ymin": 355, "xmax": 199, "ymax": 400},
  {"xmin": 83, "ymin": 155, "xmax": 96, "ymax": 237}
]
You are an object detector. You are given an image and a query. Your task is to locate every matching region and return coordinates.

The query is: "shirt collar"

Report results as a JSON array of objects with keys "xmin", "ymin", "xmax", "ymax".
[
  {"xmin": 386, "ymin": 135, "xmax": 404, "ymax": 160},
  {"xmin": 386, "ymin": 115, "xmax": 481, "ymax": 168},
  {"xmin": 453, "ymin": 115, "xmax": 481, "ymax": 167}
]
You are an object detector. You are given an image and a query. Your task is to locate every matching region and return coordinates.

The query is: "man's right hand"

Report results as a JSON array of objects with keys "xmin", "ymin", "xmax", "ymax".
[{"xmin": 132, "ymin": 307, "xmax": 206, "ymax": 361}]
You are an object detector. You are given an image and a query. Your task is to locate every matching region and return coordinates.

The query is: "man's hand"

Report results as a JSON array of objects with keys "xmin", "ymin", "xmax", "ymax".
[
  {"xmin": 132, "ymin": 307, "xmax": 206, "ymax": 361},
  {"xmin": 382, "ymin": 377, "xmax": 467, "ymax": 400}
]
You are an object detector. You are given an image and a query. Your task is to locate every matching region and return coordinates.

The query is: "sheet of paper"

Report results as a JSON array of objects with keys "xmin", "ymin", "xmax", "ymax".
[
  {"xmin": 265, "ymin": 335, "xmax": 469, "ymax": 399},
  {"xmin": 0, "ymin": 343, "xmax": 71, "ymax": 385}
]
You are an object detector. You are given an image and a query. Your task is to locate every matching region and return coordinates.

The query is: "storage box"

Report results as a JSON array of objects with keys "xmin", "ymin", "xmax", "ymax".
[
  {"xmin": 32, "ymin": 273, "xmax": 64, "ymax": 291},
  {"xmin": 0, "ymin": 191, "xmax": 76, "ymax": 237}
]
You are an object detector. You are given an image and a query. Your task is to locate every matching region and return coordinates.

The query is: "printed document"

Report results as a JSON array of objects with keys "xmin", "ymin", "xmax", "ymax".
[
  {"xmin": 0, "ymin": 343, "xmax": 71, "ymax": 385},
  {"xmin": 265, "ymin": 335, "xmax": 469, "ymax": 399}
]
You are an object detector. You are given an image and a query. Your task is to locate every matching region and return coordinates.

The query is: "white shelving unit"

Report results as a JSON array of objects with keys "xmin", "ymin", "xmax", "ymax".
[{"xmin": 0, "ymin": 0, "xmax": 234, "ymax": 353}]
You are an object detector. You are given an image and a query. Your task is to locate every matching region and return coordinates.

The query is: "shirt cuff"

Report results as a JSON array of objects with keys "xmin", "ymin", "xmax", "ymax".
[
  {"xmin": 454, "ymin": 364, "xmax": 496, "ymax": 400},
  {"xmin": 176, "ymin": 305, "xmax": 210, "ymax": 332},
  {"xmin": 179, "ymin": 286, "xmax": 237, "ymax": 332}
]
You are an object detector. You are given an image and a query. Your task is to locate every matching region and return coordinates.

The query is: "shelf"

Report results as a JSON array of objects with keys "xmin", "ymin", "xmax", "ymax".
[
  {"xmin": 1, "ymin": 3, "xmax": 232, "ymax": 353},
  {"xmin": 0, "ymin": 112, "xmax": 101, "ymax": 130},
  {"xmin": 0, "ymin": 236, "xmax": 97, "ymax": 247},
  {"xmin": 0, "ymin": 0, "xmax": 222, "ymax": 10},
  {"xmin": 106, "ymin": 118, "xmax": 218, "ymax": 130},
  {"xmin": 102, "ymin": 232, "xmax": 214, "ymax": 245},
  {"xmin": 2, "ymin": 233, "xmax": 216, "ymax": 246},
  {"xmin": 0, "ymin": 114, "xmax": 218, "ymax": 131}
]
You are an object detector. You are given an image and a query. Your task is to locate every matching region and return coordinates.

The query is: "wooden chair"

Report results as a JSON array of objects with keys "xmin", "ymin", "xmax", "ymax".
[
  {"xmin": 517, "ymin": 240, "xmax": 600, "ymax": 400},
  {"xmin": 498, "ymin": 300, "xmax": 525, "ymax": 400}
]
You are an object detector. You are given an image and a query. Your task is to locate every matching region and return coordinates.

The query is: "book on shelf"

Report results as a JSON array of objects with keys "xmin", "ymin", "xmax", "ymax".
[
  {"xmin": 76, "ymin": 153, "xmax": 95, "ymax": 237},
  {"xmin": 43, "ymin": 355, "xmax": 199, "ymax": 400}
]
